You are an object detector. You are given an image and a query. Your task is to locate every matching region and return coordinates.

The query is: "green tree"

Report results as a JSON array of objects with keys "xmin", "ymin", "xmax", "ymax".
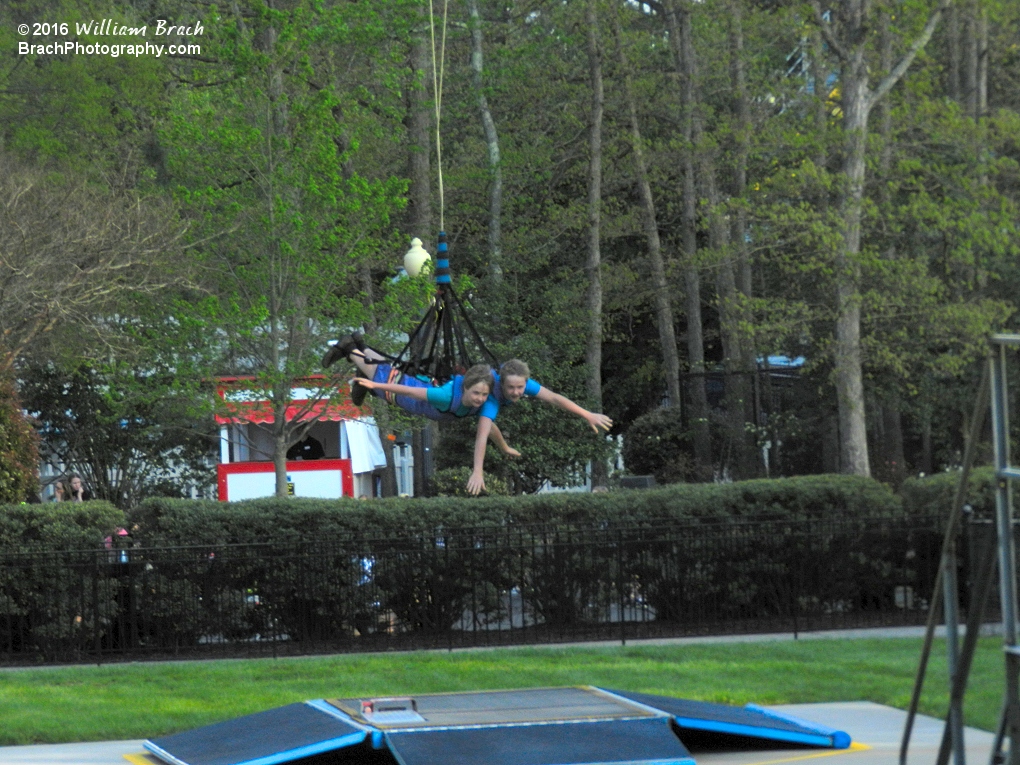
[
  {"xmin": 160, "ymin": 0, "xmax": 408, "ymax": 496},
  {"xmin": 1, "ymin": 0, "xmax": 168, "ymax": 172},
  {"xmin": 21, "ymin": 358, "xmax": 214, "ymax": 509},
  {"xmin": 0, "ymin": 377, "xmax": 39, "ymax": 503}
]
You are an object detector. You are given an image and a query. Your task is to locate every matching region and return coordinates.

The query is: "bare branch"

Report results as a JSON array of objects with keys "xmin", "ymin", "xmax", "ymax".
[
  {"xmin": 869, "ymin": 0, "xmax": 952, "ymax": 108},
  {"xmin": 0, "ymin": 153, "xmax": 192, "ymax": 370},
  {"xmin": 810, "ymin": 0, "xmax": 848, "ymax": 62}
]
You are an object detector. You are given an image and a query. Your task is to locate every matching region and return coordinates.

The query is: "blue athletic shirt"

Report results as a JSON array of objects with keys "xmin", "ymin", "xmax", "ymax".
[
  {"xmin": 481, "ymin": 373, "xmax": 541, "ymax": 421},
  {"xmin": 425, "ymin": 378, "xmax": 482, "ymax": 418}
]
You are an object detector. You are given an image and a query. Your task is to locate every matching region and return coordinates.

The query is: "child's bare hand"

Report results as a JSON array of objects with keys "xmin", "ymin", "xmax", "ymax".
[{"xmin": 466, "ymin": 470, "xmax": 486, "ymax": 495}]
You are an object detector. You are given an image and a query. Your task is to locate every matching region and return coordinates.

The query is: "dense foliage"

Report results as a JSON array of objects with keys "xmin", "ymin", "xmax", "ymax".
[
  {"xmin": 0, "ymin": 479, "xmax": 929, "ymax": 661},
  {"xmin": 0, "ymin": 501, "xmax": 124, "ymax": 550},
  {"xmin": 0, "ymin": 378, "xmax": 39, "ymax": 503},
  {"xmin": 899, "ymin": 467, "xmax": 999, "ymax": 521},
  {"xmin": 20, "ymin": 364, "xmax": 215, "ymax": 508},
  {"xmin": 2, "ymin": 0, "xmax": 1019, "ymax": 496},
  {"xmin": 117, "ymin": 474, "xmax": 899, "ymax": 546}
]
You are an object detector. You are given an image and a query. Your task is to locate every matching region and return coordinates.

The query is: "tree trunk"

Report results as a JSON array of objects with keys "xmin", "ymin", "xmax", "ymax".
[
  {"xmin": 921, "ymin": 407, "xmax": 934, "ymax": 475},
  {"xmin": 664, "ymin": 0, "xmax": 711, "ymax": 474},
  {"xmin": 881, "ymin": 403, "xmax": 906, "ymax": 486},
  {"xmin": 963, "ymin": 0, "xmax": 978, "ymax": 118},
  {"xmin": 264, "ymin": 18, "xmax": 298, "ymax": 498},
  {"xmin": 729, "ymin": 0, "xmax": 753, "ymax": 302},
  {"xmin": 611, "ymin": 12, "xmax": 682, "ymax": 410},
  {"xmin": 978, "ymin": 6, "xmax": 987, "ymax": 118},
  {"xmin": 878, "ymin": 11, "xmax": 893, "ymax": 187},
  {"xmin": 948, "ymin": 4, "xmax": 961, "ymax": 102},
  {"xmin": 820, "ymin": 0, "xmax": 948, "ymax": 476},
  {"xmin": 834, "ymin": 66, "xmax": 871, "ymax": 476},
  {"xmin": 274, "ymin": 419, "xmax": 289, "ymax": 498},
  {"xmin": 406, "ymin": 27, "xmax": 435, "ymax": 493},
  {"xmin": 811, "ymin": 29, "xmax": 828, "ymax": 171},
  {"xmin": 585, "ymin": 0, "xmax": 607, "ymax": 489},
  {"xmin": 407, "ymin": 33, "xmax": 433, "ymax": 240},
  {"xmin": 728, "ymin": 0, "xmax": 759, "ymax": 478},
  {"xmin": 468, "ymin": 0, "xmax": 503, "ymax": 283}
]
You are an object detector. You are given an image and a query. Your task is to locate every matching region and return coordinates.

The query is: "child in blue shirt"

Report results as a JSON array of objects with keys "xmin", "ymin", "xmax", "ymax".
[{"xmin": 324, "ymin": 337, "xmax": 612, "ymax": 494}]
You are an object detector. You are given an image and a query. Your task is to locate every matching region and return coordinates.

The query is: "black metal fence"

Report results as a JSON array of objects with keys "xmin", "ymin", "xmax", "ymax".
[{"xmin": 0, "ymin": 514, "xmax": 967, "ymax": 664}]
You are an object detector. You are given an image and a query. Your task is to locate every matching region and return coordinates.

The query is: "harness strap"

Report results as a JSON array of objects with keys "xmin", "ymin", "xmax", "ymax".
[{"xmin": 384, "ymin": 366, "xmax": 402, "ymax": 405}]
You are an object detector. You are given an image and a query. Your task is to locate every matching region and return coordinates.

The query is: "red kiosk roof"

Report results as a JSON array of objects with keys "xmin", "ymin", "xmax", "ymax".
[{"xmin": 214, "ymin": 375, "xmax": 363, "ymax": 425}]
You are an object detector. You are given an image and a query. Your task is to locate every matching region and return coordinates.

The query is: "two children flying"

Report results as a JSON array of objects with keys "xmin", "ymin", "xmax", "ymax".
[{"xmin": 322, "ymin": 334, "xmax": 612, "ymax": 494}]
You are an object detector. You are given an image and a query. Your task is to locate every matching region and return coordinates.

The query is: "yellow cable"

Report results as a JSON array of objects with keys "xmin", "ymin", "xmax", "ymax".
[{"xmin": 428, "ymin": 0, "xmax": 450, "ymax": 232}]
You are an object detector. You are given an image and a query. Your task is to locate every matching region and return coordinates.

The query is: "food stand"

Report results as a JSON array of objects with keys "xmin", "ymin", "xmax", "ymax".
[{"xmin": 214, "ymin": 376, "xmax": 391, "ymax": 501}]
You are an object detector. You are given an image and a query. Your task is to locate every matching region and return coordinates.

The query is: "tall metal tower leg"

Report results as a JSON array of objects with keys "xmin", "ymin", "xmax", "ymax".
[
  {"xmin": 992, "ymin": 704, "xmax": 1008, "ymax": 765},
  {"xmin": 901, "ymin": 360, "xmax": 990, "ymax": 765},
  {"xmin": 937, "ymin": 524, "xmax": 998, "ymax": 765},
  {"xmin": 989, "ymin": 343, "xmax": 1020, "ymax": 765},
  {"xmin": 943, "ymin": 552, "xmax": 966, "ymax": 765}
]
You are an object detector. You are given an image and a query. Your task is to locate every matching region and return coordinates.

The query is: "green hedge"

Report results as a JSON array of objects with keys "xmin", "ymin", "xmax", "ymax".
[
  {"xmin": 0, "ymin": 501, "xmax": 126, "ymax": 659},
  {"xmin": 0, "ymin": 501, "xmax": 125, "ymax": 551},
  {"xmin": 115, "ymin": 475, "xmax": 905, "ymax": 645},
  {"xmin": 899, "ymin": 467, "xmax": 998, "ymax": 521},
  {"xmin": 1, "ymin": 477, "xmax": 926, "ymax": 659},
  {"xmin": 0, "ymin": 476, "xmax": 901, "ymax": 553},
  {"xmin": 429, "ymin": 467, "xmax": 510, "ymax": 497},
  {"xmin": 124, "ymin": 474, "xmax": 901, "ymax": 547}
]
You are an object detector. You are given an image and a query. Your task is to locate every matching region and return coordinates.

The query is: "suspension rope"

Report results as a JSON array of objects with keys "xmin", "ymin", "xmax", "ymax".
[{"xmin": 428, "ymin": 0, "xmax": 449, "ymax": 231}]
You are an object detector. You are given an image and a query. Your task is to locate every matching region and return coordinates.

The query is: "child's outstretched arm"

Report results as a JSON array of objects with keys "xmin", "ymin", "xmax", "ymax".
[
  {"xmin": 534, "ymin": 388, "xmax": 613, "ymax": 432},
  {"xmin": 467, "ymin": 416, "xmax": 495, "ymax": 495},
  {"xmin": 488, "ymin": 423, "xmax": 520, "ymax": 458},
  {"xmin": 354, "ymin": 378, "xmax": 429, "ymax": 401}
]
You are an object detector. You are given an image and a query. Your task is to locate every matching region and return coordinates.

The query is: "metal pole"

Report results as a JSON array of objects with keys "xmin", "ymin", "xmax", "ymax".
[
  {"xmin": 936, "ymin": 522, "xmax": 998, "ymax": 765},
  {"xmin": 900, "ymin": 360, "xmax": 990, "ymax": 765},
  {"xmin": 989, "ymin": 344, "xmax": 1020, "ymax": 765},
  {"xmin": 943, "ymin": 547, "xmax": 966, "ymax": 765}
]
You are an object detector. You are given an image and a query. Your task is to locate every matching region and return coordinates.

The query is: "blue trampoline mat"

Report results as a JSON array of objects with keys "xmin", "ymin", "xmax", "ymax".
[
  {"xmin": 603, "ymin": 689, "xmax": 851, "ymax": 749},
  {"xmin": 145, "ymin": 702, "xmax": 367, "ymax": 765},
  {"xmin": 143, "ymin": 686, "xmax": 851, "ymax": 765},
  {"xmin": 386, "ymin": 716, "xmax": 694, "ymax": 765}
]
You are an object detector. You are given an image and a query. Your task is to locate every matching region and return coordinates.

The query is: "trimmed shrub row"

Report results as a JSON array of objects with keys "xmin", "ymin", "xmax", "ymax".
[
  {"xmin": 122, "ymin": 474, "xmax": 902, "ymax": 547},
  {"xmin": 0, "ymin": 474, "xmax": 960, "ymax": 661},
  {"xmin": 0, "ymin": 473, "xmax": 911, "ymax": 552},
  {"xmin": 0, "ymin": 501, "xmax": 124, "ymax": 551},
  {"xmin": 899, "ymin": 467, "xmax": 998, "ymax": 521}
]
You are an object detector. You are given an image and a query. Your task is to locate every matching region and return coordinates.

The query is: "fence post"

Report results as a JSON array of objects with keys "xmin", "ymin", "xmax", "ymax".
[
  {"xmin": 92, "ymin": 551, "xmax": 102, "ymax": 666},
  {"xmin": 618, "ymin": 529, "xmax": 626, "ymax": 646}
]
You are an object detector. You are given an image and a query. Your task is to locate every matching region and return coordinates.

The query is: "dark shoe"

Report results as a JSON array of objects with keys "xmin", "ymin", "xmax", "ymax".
[
  {"xmin": 351, "ymin": 379, "xmax": 370, "ymax": 406},
  {"xmin": 322, "ymin": 335, "xmax": 358, "ymax": 368}
]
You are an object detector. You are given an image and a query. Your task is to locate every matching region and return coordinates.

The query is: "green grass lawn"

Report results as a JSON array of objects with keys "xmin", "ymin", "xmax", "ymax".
[{"xmin": 0, "ymin": 637, "xmax": 1003, "ymax": 745}]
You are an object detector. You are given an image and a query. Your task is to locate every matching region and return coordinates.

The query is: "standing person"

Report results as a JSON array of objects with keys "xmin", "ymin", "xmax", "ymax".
[
  {"xmin": 67, "ymin": 474, "xmax": 92, "ymax": 502},
  {"xmin": 287, "ymin": 435, "xmax": 325, "ymax": 460}
]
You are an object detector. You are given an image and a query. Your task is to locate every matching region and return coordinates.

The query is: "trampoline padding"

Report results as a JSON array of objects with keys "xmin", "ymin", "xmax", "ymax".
[
  {"xmin": 385, "ymin": 716, "xmax": 695, "ymax": 765},
  {"xmin": 144, "ymin": 702, "xmax": 367, "ymax": 765},
  {"xmin": 601, "ymin": 690, "xmax": 851, "ymax": 749}
]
